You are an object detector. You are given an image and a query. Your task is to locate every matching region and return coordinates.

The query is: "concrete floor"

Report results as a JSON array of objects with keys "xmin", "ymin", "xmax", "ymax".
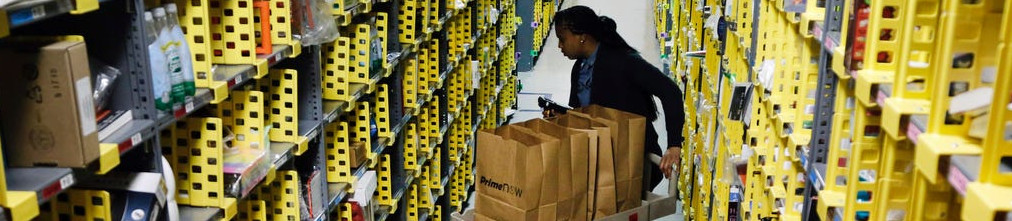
[{"xmin": 511, "ymin": 0, "xmax": 685, "ymax": 220}]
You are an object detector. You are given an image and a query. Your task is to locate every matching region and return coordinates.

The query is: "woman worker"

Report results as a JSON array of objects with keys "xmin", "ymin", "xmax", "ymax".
[{"xmin": 551, "ymin": 5, "xmax": 686, "ymax": 190}]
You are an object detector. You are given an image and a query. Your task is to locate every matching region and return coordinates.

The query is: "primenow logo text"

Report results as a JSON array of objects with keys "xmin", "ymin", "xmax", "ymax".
[{"xmin": 480, "ymin": 176, "xmax": 523, "ymax": 197}]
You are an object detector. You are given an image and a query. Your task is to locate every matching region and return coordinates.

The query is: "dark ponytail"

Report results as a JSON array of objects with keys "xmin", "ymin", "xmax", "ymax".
[{"xmin": 555, "ymin": 6, "xmax": 637, "ymax": 54}]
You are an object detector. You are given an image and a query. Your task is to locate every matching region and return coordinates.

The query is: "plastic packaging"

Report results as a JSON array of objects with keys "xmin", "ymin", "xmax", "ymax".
[
  {"xmin": 165, "ymin": 3, "xmax": 197, "ymax": 97},
  {"xmin": 146, "ymin": 11, "xmax": 173, "ymax": 111},
  {"xmin": 369, "ymin": 23, "xmax": 383, "ymax": 75},
  {"xmin": 295, "ymin": 0, "xmax": 339, "ymax": 45},
  {"xmin": 223, "ymin": 148, "xmax": 269, "ymax": 197},
  {"xmin": 90, "ymin": 59, "xmax": 121, "ymax": 112},
  {"xmin": 154, "ymin": 8, "xmax": 187, "ymax": 109},
  {"xmin": 223, "ymin": 126, "xmax": 271, "ymax": 197}
]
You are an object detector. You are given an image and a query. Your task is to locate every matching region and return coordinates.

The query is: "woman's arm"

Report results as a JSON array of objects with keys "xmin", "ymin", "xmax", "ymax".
[
  {"xmin": 631, "ymin": 59, "xmax": 685, "ymax": 178},
  {"xmin": 631, "ymin": 60, "xmax": 685, "ymax": 148}
]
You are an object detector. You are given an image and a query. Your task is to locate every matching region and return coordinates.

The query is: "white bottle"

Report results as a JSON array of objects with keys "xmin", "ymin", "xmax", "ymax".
[
  {"xmin": 146, "ymin": 11, "xmax": 173, "ymax": 111},
  {"xmin": 165, "ymin": 3, "xmax": 196, "ymax": 97},
  {"xmin": 154, "ymin": 8, "xmax": 185, "ymax": 109}
]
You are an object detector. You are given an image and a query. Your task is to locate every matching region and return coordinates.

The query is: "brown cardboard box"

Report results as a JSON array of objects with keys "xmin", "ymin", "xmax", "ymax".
[
  {"xmin": 0, "ymin": 39, "xmax": 99, "ymax": 167},
  {"xmin": 348, "ymin": 142, "xmax": 368, "ymax": 168}
]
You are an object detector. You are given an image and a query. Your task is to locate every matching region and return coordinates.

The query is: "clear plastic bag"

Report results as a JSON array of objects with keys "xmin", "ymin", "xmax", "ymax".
[
  {"xmin": 294, "ymin": 0, "xmax": 339, "ymax": 45},
  {"xmin": 222, "ymin": 127, "xmax": 271, "ymax": 197},
  {"xmin": 91, "ymin": 59, "xmax": 122, "ymax": 112}
]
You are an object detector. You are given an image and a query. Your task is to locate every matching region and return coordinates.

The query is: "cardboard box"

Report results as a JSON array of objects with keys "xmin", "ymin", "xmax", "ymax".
[
  {"xmin": 76, "ymin": 172, "xmax": 167, "ymax": 221},
  {"xmin": 349, "ymin": 142, "xmax": 368, "ymax": 168},
  {"xmin": 0, "ymin": 39, "xmax": 99, "ymax": 167},
  {"xmin": 350, "ymin": 171, "xmax": 377, "ymax": 221},
  {"xmin": 351, "ymin": 171, "xmax": 378, "ymax": 204}
]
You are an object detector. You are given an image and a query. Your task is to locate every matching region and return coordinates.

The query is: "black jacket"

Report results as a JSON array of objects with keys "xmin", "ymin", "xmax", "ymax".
[{"xmin": 568, "ymin": 45, "xmax": 686, "ymax": 156}]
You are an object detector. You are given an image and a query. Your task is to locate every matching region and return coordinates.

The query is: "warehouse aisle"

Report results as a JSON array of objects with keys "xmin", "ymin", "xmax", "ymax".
[{"xmin": 512, "ymin": 0, "xmax": 684, "ymax": 220}]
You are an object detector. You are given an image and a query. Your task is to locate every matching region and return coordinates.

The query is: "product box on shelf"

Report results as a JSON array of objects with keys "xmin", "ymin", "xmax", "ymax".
[
  {"xmin": 352, "ymin": 171, "xmax": 378, "ymax": 204},
  {"xmin": 351, "ymin": 170, "xmax": 378, "ymax": 221},
  {"xmin": 0, "ymin": 38, "xmax": 100, "ymax": 168},
  {"xmin": 349, "ymin": 142, "xmax": 369, "ymax": 167}
]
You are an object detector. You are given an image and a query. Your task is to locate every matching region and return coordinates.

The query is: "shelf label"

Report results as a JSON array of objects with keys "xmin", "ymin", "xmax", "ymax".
[
  {"xmin": 185, "ymin": 101, "xmax": 195, "ymax": 113},
  {"xmin": 31, "ymin": 5, "xmax": 46, "ymax": 20},
  {"xmin": 59, "ymin": 174, "xmax": 75, "ymax": 189},
  {"xmin": 232, "ymin": 74, "xmax": 244, "ymax": 87},
  {"xmin": 41, "ymin": 173, "xmax": 74, "ymax": 200},
  {"xmin": 876, "ymin": 90, "xmax": 888, "ymax": 106},
  {"xmin": 906, "ymin": 122, "xmax": 922, "ymax": 145},
  {"xmin": 131, "ymin": 133, "xmax": 143, "ymax": 147},
  {"xmin": 813, "ymin": 25, "xmax": 822, "ymax": 41},
  {"xmin": 274, "ymin": 52, "xmax": 285, "ymax": 63},
  {"xmin": 947, "ymin": 165, "xmax": 970, "ymax": 196},
  {"xmin": 824, "ymin": 37, "xmax": 836, "ymax": 51}
]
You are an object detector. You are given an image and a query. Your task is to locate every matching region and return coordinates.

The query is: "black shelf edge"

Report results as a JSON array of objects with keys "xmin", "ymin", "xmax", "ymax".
[{"xmin": 5, "ymin": 167, "xmax": 74, "ymax": 204}]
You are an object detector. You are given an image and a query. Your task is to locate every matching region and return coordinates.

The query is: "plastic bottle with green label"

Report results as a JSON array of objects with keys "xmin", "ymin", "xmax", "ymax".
[
  {"xmin": 165, "ymin": 3, "xmax": 196, "ymax": 97},
  {"xmin": 154, "ymin": 8, "xmax": 186, "ymax": 109},
  {"xmin": 146, "ymin": 11, "xmax": 173, "ymax": 111}
]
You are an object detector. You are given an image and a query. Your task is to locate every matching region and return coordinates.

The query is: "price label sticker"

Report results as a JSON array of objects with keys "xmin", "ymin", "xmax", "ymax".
[
  {"xmin": 59, "ymin": 174, "xmax": 75, "ymax": 189},
  {"xmin": 234, "ymin": 74, "xmax": 243, "ymax": 84},
  {"xmin": 31, "ymin": 5, "xmax": 45, "ymax": 19},
  {"xmin": 185, "ymin": 102, "xmax": 195, "ymax": 113},
  {"xmin": 131, "ymin": 133, "xmax": 143, "ymax": 147}
]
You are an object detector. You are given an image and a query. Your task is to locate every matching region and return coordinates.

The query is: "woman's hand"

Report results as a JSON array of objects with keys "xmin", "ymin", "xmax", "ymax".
[
  {"xmin": 660, "ymin": 146, "xmax": 682, "ymax": 178},
  {"xmin": 542, "ymin": 109, "xmax": 556, "ymax": 118}
]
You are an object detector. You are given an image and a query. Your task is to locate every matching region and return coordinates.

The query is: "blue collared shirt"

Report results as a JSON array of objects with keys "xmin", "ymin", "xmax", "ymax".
[{"xmin": 576, "ymin": 45, "xmax": 599, "ymax": 107}]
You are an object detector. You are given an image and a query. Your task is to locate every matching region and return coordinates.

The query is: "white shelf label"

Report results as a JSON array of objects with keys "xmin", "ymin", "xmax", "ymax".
[
  {"xmin": 131, "ymin": 133, "xmax": 143, "ymax": 147},
  {"xmin": 275, "ymin": 52, "xmax": 284, "ymax": 62},
  {"xmin": 59, "ymin": 174, "xmax": 75, "ymax": 189},
  {"xmin": 185, "ymin": 102, "xmax": 195, "ymax": 113},
  {"xmin": 31, "ymin": 5, "xmax": 45, "ymax": 19}
]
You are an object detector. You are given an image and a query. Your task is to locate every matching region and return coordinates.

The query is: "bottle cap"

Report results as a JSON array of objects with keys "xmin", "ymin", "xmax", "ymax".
[
  {"xmin": 144, "ymin": 11, "xmax": 154, "ymax": 21},
  {"xmin": 165, "ymin": 3, "xmax": 177, "ymax": 13},
  {"xmin": 153, "ymin": 7, "xmax": 166, "ymax": 17}
]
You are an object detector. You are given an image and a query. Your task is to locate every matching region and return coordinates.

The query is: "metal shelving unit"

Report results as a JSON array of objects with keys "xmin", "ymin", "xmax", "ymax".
[{"xmin": 0, "ymin": 0, "xmax": 519, "ymax": 219}]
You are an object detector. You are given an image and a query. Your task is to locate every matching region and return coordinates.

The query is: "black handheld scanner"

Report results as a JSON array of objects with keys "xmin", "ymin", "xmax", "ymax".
[{"xmin": 538, "ymin": 97, "xmax": 571, "ymax": 116}]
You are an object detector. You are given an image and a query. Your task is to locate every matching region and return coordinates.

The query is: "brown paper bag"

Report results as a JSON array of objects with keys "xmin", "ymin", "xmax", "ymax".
[
  {"xmin": 567, "ymin": 111, "xmax": 629, "ymax": 211},
  {"xmin": 573, "ymin": 105, "xmax": 648, "ymax": 211},
  {"xmin": 549, "ymin": 114, "xmax": 618, "ymax": 219},
  {"xmin": 501, "ymin": 125, "xmax": 562, "ymax": 221},
  {"xmin": 475, "ymin": 194, "xmax": 539, "ymax": 221},
  {"xmin": 517, "ymin": 119, "xmax": 591, "ymax": 221},
  {"xmin": 548, "ymin": 116, "xmax": 599, "ymax": 220},
  {"xmin": 476, "ymin": 126, "xmax": 560, "ymax": 221}
]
